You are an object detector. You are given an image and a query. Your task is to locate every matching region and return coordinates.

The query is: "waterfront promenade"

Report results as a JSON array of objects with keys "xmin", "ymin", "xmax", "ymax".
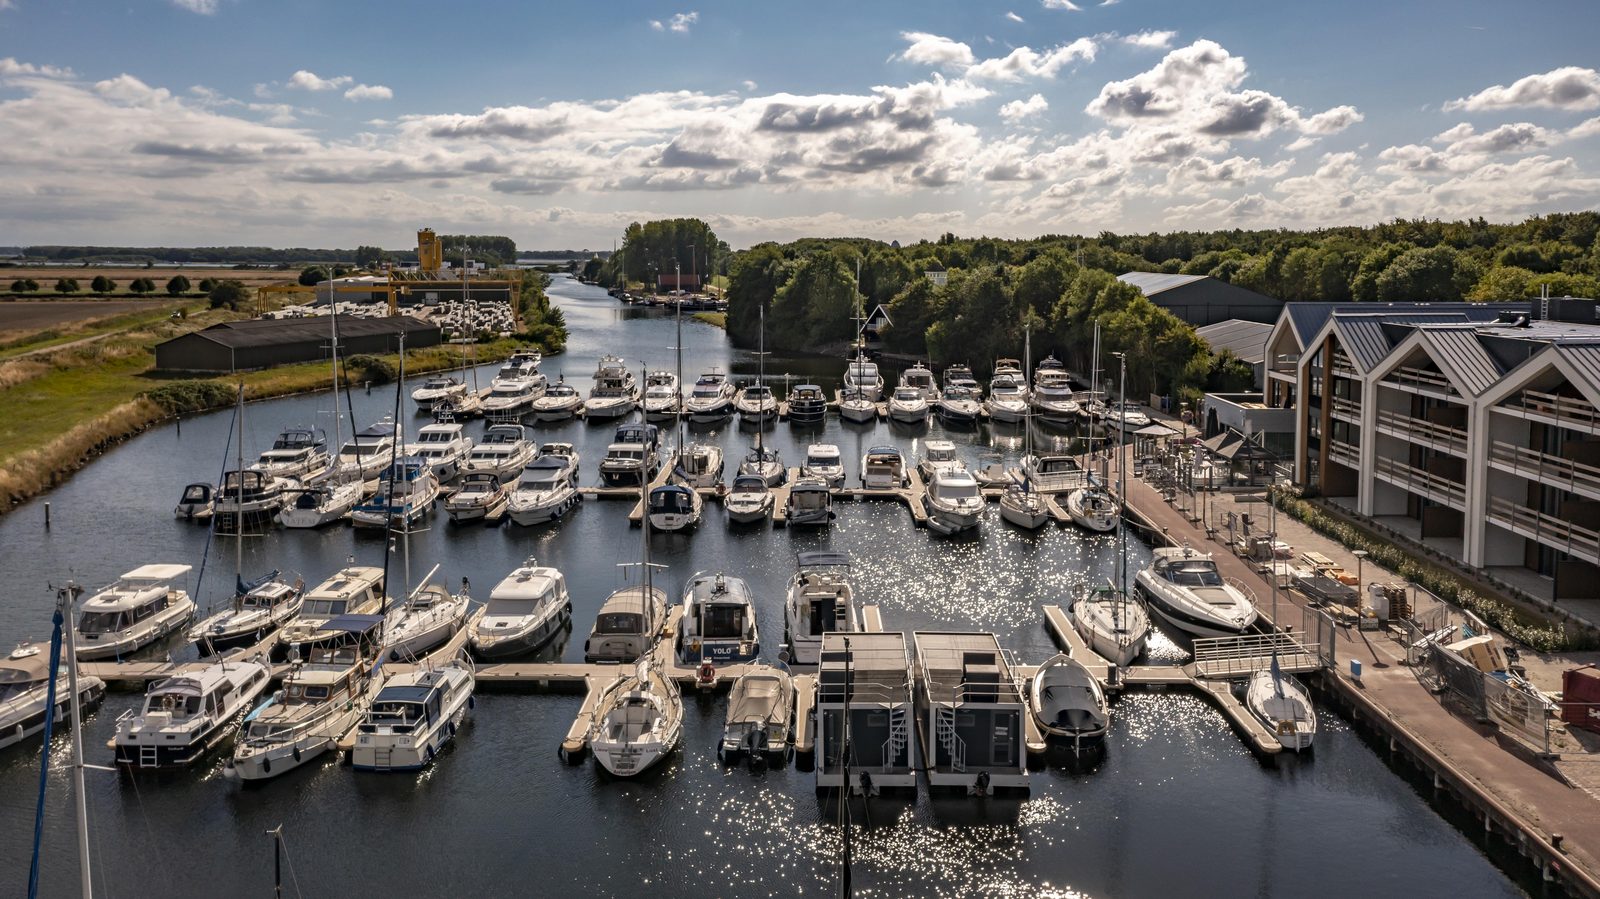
[{"xmin": 1115, "ymin": 443, "xmax": 1600, "ymax": 895}]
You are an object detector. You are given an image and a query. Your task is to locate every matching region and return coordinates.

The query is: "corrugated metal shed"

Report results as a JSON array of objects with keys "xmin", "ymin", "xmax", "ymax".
[
  {"xmin": 154, "ymin": 316, "xmax": 441, "ymax": 372},
  {"xmin": 1416, "ymin": 326, "xmax": 1503, "ymax": 397},
  {"xmin": 1117, "ymin": 273, "xmax": 1283, "ymax": 326},
  {"xmin": 1194, "ymin": 319, "xmax": 1272, "ymax": 364},
  {"xmin": 1118, "ymin": 271, "xmax": 1208, "ymax": 296}
]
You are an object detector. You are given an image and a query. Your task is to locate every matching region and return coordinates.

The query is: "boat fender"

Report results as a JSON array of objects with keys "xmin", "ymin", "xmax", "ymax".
[
  {"xmin": 424, "ymin": 746, "xmax": 434, "ymax": 765},
  {"xmin": 261, "ymin": 756, "xmax": 271, "ymax": 775},
  {"xmin": 974, "ymin": 770, "xmax": 991, "ymax": 796},
  {"xmin": 448, "ymin": 721, "xmax": 456, "ymax": 738},
  {"xmin": 468, "ymin": 695, "xmax": 476, "ymax": 710},
  {"xmin": 292, "ymin": 745, "xmax": 301, "ymax": 763}
]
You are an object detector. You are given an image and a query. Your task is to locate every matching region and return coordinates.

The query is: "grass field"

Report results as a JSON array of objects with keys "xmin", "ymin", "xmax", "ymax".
[
  {"xmin": 1, "ymin": 266, "xmax": 301, "ymax": 288},
  {"xmin": 0, "ymin": 300, "xmax": 187, "ymax": 354}
]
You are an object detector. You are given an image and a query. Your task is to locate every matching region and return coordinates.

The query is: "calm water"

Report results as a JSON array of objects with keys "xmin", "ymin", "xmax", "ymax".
[{"xmin": 0, "ymin": 277, "xmax": 1523, "ymax": 898}]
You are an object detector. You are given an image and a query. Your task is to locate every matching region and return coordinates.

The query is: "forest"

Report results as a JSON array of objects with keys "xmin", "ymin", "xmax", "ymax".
[{"xmin": 591, "ymin": 212, "xmax": 1600, "ymax": 403}]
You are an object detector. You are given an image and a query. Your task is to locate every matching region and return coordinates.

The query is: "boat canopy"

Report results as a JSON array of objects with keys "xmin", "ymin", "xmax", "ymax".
[
  {"xmin": 320, "ymin": 614, "xmax": 386, "ymax": 636},
  {"xmin": 797, "ymin": 551, "xmax": 850, "ymax": 568}
]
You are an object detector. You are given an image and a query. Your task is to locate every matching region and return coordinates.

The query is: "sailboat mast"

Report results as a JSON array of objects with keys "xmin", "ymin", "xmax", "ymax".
[
  {"xmin": 235, "ymin": 382, "xmax": 245, "ymax": 577},
  {"xmin": 640, "ymin": 361, "xmax": 653, "ymax": 636},
  {"xmin": 380, "ymin": 332, "xmax": 406, "ymax": 620},
  {"xmin": 58, "ymin": 582, "xmax": 92, "ymax": 899},
  {"xmin": 329, "ymin": 288, "xmax": 343, "ymax": 475},
  {"xmin": 756, "ymin": 302, "xmax": 766, "ymax": 455},
  {"xmin": 1116, "ymin": 352, "xmax": 1128, "ymax": 597},
  {"xmin": 676, "ymin": 265, "xmax": 684, "ymax": 452},
  {"xmin": 1023, "ymin": 325, "xmax": 1032, "ymax": 458}
]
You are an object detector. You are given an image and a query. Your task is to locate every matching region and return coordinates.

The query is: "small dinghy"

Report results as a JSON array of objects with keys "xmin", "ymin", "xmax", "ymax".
[
  {"xmin": 1029, "ymin": 652, "xmax": 1109, "ymax": 750},
  {"xmin": 719, "ymin": 665, "xmax": 794, "ymax": 767}
]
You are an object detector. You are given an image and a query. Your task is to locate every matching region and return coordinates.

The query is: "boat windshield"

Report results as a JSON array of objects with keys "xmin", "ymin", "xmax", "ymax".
[
  {"xmin": 806, "ymin": 452, "xmax": 839, "ymax": 466},
  {"xmin": 78, "ymin": 611, "xmax": 128, "ymax": 634},
  {"xmin": 1165, "ymin": 560, "xmax": 1223, "ymax": 587},
  {"xmin": 699, "ymin": 605, "xmax": 746, "ymax": 639},
  {"xmin": 940, "ymin": 482, "xmax": 980, "ymax": 500},
  {"xmin": 594, "ymin": 613, "xmax": 640, "ymax": 634},
  {"xmin": 145, "ymin": 691, "xmax": 200, "ymax": 716},
  {"xmin": 731, "ymin": 476, "xmax": 767, "ymax": 493},
  {"xmin": 301, "ymin": 599, "xmax": 348, "ymax": 618},
  {"xmin": 894, "ymin": 389, "xmax": 921, "ymax": 401}
]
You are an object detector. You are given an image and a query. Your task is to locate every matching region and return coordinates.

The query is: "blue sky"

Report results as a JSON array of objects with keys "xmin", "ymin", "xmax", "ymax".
[{"xmin": 2, "ymin": 0, "xmax": 1598, "ymax": 249}]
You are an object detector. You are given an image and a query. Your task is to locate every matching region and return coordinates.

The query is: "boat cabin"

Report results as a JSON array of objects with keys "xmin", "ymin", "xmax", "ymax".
[
  {"xmin": 785, "ymin": 480, "xmax": 834, "ymax": 524},
  {"xmin": 912, "ymin": 632, "xmax": 1028, "ymax": 793},
  {"xmin": 360, "ymin": 681, "xmax": 443, "ymax": 735},
  {"xmin": 218, "ymin": 470, "xmax": 278, "ymax": 503},
  {"xmin": 815, "ymin": 632, "xmax": 916, "ymax": 792},
  {"xmin": 77, "ymin": 564, "xmax": 191, "ymax": 638},
  {"xmin": 680, "ymin": 573, "xmax": 759, "ymax": 663},
  {"xmin": 861, "ymin": 446, "xmax": 906, "ymax": 489},
  {"xmin": 584, "ymin": 585, "xmax": 666, "ymax": 663},
  {"xmin": 614, "ymin": 423, "xmax": 660, "ymax": 452},
  {"xmin": 649, "ymin": 484, "xmax": 697, "ymax": 517},
  {"xmin": 297, "ymin": 567, "xmax": 385, "ymax": 624},
  {"xmin": 1151, "ymin": 551, "xmax": 1225, "ymax": 589}
]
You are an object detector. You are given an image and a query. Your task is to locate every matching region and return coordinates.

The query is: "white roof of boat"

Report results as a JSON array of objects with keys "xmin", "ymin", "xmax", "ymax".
[
  {"xmin": 806, "ymin": 444, "xmax": 842, "ymax": 458},
  {"xmin": 491, "ymin": 566, "xmax": 562, "ymax": 600},
  {"xmin": 933, "ymin": 468, "xmax": 978, "ymax": 486},
  {"xmin": 123, "ymin": 563, "xmax": 192, "ymax": 581},
  {"xmin": 924, "ymin": 439, "xmax": 955, "ymax": 451},
  {"xmin": 306, "ymin": 566, "xmax": 384, "ymax": 599}
]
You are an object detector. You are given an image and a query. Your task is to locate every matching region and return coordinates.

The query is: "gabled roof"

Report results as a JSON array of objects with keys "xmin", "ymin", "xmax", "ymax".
[
  {"xmin": 1282, "ymin": 302, "xmax": 1527, "ymax": 349},
  {"xmin": 1194, "ymin": 319, "xmax": 1272, "ymax": 365},
  {"xmin": 1555, "ymin": 343, "xmax": 1600, "ymax": 394},
  {"xmin": 1117, "ymin": 271, "xmax": 1208, "ymax": 296},
  {"xmin": 1415, "ymin": 326, "xmax": 1504, "ymax": 396}
]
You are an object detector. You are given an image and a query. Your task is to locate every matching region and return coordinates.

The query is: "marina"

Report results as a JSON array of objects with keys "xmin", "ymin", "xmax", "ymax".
[{"xmin": 0, "ymin": 276, "xmax": 1567, "ymax": 898}]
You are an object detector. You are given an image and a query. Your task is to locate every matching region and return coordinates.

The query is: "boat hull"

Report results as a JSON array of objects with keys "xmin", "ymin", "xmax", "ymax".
[
  {"xmin": 469, "ymin": 606, "xmax": 571, "ymax": 660},
  {"xmin": 1135, "ymin": 580, "xmax": 1253, "ymax": 639}
]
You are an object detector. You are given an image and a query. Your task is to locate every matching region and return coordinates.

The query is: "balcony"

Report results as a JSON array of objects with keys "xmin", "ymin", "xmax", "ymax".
[
  {"xmin": 1374, "ymin": 409, "xmax": 1468, "ymax": 457},
  {"xmin": 1497, "ymin": 388, "xmax": 1600, "ymax": 435},
  {"xmin": 1382, "ymin": 365, "xmax": 1456, "ymax": 399},
  {"xmin": 1328, "ymin": 439, "xmax": 1360, "ymax": 470},
  {"xmin": 1330, "ymin": 352, "xmax": 1358, "ymax": 380},
  {"xmin": 1489, "ymin": 440, "xmax": 1600, "ymax": 503},
  {"xmin": 1487, "ymin": 496, "xmax": 1600, "ymax": 565},
  {"xmin": 1372, "ymin": 455, "xmax": 1466, "ymax": 510},
  {"xmin": 1331, "ymin": 397, "xmax": 1361, "ymax": 424}
]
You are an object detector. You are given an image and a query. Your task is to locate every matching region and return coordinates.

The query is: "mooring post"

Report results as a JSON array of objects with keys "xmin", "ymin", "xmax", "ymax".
[{"xmin": 44, "ymin": 502, "xmax": 50, "ymax": 528}]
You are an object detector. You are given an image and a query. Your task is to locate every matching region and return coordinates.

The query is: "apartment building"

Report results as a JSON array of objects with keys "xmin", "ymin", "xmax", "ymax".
[{"xmin": 1270, "ymin": 299, "xmax": 1600, "ymax": 604}]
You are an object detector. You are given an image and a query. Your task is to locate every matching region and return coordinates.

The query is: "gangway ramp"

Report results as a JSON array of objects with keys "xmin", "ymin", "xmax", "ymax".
[{"xmin": 1191, "ymin": 632, "xmax": 1322, "ymax": 680}]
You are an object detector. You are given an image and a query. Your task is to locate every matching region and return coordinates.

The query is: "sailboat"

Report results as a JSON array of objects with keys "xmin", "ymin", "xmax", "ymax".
[
  {"xmin": 737, "ymin": 302, "xmax": 784, "ymax": 485},
  {"xmin": 1069, "ymin": 352, "xmax": 1153, "ymax": 667},
  {"xmin": 670, "ymin": 299, "xmax": 720, "ymax": 513},
  {"xmin": 281, "ymin": 303, "xmax": 364, "ymax": 528},
  {"xmin": 351, "ymin": 336, "xmax": 441, "ymax": 529},
  {"xmin": 587, "ymin": 445, "xmax": 683, "ymax": 777},
  {"xmin": 1000, "ymin": 325, "xmax": 1050, "ymax": 529},
  {"xmin": 1243, "ymin": 655, "xmax": 1317, "ymax": 751},
  {"xmin": 839, "ymin": 260, "xmax": 879, "ymax": 424}
]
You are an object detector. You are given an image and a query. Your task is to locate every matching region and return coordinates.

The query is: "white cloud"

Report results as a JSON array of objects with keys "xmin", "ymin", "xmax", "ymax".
[
  {"xmin": 287, "ymin": 70, "xmax": 352, "ymax": 92},
  {"xmin": 662, "ymin": 11, "xmax": 697, "ymax": 33},
  {"xmin": 900, "ymin": 32, "xmax": 975, "ymax": 69},
  {"xmin": 650, "ymin": 20, "xmax": 663, "ymax": 31},
  {"xmin": 0, "ymin": 58, "xmax": 74, "ymax": 79},
  {"xmin": 1042, "ymin": 0, "xmax": 1082, "ymax": 9},
  {"xmin": 741, "ymin": 80, "xmax": 758, "ymax": 91},
  {"xmin": 1005, "ymin": 11, "xmax": 1024, "ymax": 22},
  {"xmin": 169, "ymin": 0, "xmax": 217, "ymax": 13},
  {"xmin": 344, "ymin": 84, "xmax": 393, "ymax": 102},
  {"xmin": 1445, "ymin": 66, "xmax": 1600, "ymax": 112},
  {"xmin": 1433, "ymin": 121, "xmax": 1555, "ymax": 155},
  {"xmin": 1121, "ymin": 30, "xmax": 1175, "ymax": 50},
  {"xmin": 966, "ymin": 38, "xmax": 1097, "ymax": 81},
  {"xmin": 998, "ymin": 93, "xmax": 1048, "ymax": 122},
  {"xmin": 1572, "ymin": 116, "xmax": 1600, "ymax": 140},
  {"xmin": 1100, "ymin": 0, "xmax": 1119, "ymax": 5}
]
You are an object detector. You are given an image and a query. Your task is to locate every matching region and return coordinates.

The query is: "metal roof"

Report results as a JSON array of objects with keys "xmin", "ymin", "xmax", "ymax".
[
  {"xmin": 1415, "ymin": 326, "xmax": 1504, "ymax": 397},
  {"xmin": 176, "ymin": 316, "xmax": 437, "ymax": 349},
  {"xmin": 1284, "ymin": 302, "xmax": 1528, "ymax": 348},
  {"xmin": 1117, "ymin": 271, "xmax": 1209, "ymax": 296},
  {"xmin": 1556, "ymin": 344, "xmax": 1600, "ymax": 394},
  {"xmin": 1194, "ymin": 319, "xmax": 1273, "ymax": 364}
]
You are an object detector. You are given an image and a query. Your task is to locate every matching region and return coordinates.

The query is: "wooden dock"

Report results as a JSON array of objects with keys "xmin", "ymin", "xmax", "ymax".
[{"xmin": 791, "ymin": 673, "xmax": 817, "ymax": 754}]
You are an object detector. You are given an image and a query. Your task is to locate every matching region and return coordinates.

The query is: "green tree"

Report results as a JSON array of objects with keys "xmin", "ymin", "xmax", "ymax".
[
  {"xmin": 354, "ymin": 245, "xmax": 391, "ymax": 268},
  {"xmin": 1205, "ymin": 348, "xmax": 1257, "ymax": 392},
  {"xmin": 1468, "ymin": 265, "xmax": 1538, "ymax": 301},
  {"xmin": 166, "ymin": 275, "xmax": 191, "ymax": 296},
  {"xmin": 54, "ymin": 278, "xmax": 79, "ymax": 294},
  {"xmin": 129, "ymin": 277, "xmax": 155, "ymax": 295},
  {"xmin": 1010, "ymin": 249, "xmax": 1079, "ymax": 320},
  {"xmin": 90, "ymin": 275, "xmax": 115, "ymax": 295},
  {"xmin": 208, "ymin": 279, "xmax": 248, "ymax": 310},
  {"xmin": 197, "ymin": 278, "xmax": 217, "ymax": 293},
  {"xmin": 1350, "ymin": 243, "xmax": 1410, "ymax": 302},
  {"xmin": 10, "ymin": 278, "xmax": 39, "ymax": 292},
  {"xmin": 881, "ymin": 277, "xmax": 937, "ymax": 355},
  {"xmin": 298, "ymin": 265, "xmax": 327, "ymax": 287},
  {"xmin": 1375, "ymin": 245, "xmax": 1476, "ymax": 302},
  {"xmin": 768, "ymin": 253, "xmax": 857, "ymax": 349},
  {"xmin": 725, "ymin": 243, "xmax": 789, "ymax": 347}
]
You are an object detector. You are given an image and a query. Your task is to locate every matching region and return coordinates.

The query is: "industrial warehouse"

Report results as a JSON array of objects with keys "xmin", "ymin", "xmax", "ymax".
[{"xmin": 153, "ymin": 315, "xmax": 440, "ymax": 372}]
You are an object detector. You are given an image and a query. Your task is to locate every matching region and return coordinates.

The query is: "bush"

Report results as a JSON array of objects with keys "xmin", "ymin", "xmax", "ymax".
[
  {"xmin": 345, "ymin": 354, "xmax": 397, "ymax": 384},
  {"xmin": 166, "ymin": 275, "xmax": 191, "ymax": 296},
  {"xmin": 142, "ymin": 381, "xmax": 236, "ymax": 413},
  {"xmin": 55, "ymin": 278, "xmax": 79, "ymax": 294},
  {"xmin": 130, "ymin": 278, "xmax": 156, "ymax": 295},
  {"xmin": 91, "ymin": 275, "xmax": 116, "ymax": 294},
  {"xmin": 10, "ymin": 278, "xmax": 40, "ymax": 292},
  {"xmin": 197, "ymin": 278, "xmax": 217, "ymax": 293},
  {"xmin": 208, "ymin": 279, "xmax": 248, "ymax": 310},
  {"xmin": 298, "ymin": 265, "xmax": 327, "ymax": 287},
  {"xmin": 1270, "ymin": 487, "xmax": 1593, "ymax": 651}
]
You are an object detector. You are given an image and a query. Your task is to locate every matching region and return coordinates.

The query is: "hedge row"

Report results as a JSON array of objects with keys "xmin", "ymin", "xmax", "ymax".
[
  {"xmin": 141, "ymin": 381, "xmax": 236, "ymax": 415},
  {"xmin": 1270, "ymin": 486, "xmax": 1592, "ymax": 652}
]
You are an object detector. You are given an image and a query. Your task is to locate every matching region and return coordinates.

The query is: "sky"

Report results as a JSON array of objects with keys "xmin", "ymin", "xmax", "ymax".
[{"xmin": 1, "ymin": 0, "xmax": 1599, "ymax": 251}]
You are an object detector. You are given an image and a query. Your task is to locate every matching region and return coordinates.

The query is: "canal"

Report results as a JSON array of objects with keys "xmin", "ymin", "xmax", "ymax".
[{"xmin": 0, "ymin": 276, "xmax": 1526, "ymax": 897}]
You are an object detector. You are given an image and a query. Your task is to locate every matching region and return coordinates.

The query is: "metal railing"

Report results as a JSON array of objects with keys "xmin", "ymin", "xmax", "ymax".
[
  {"xmin": 1375, "ymin": 409, "xmax": 1468, "ymax": 457},
  {"xmin": 1372, "ymin": 455, "xmax": 1466, "ymax": 509},
  {"xmin": 1489, "ymin": 440, "xmax": 1600, "ymax": 501},
  {"xmin": 881, "ymin": 707, "xmax": 908, "ymax": 769},
  {"xmin": 1331, "ymin": 397, "xmax": 1361, "ymax": 423},
  {"xmin": 1328, "ymin": 439, "xmax": 1360, "ymax": 470},
  {"xmin": 1191, "ymin": 632, "xmax": 1323, "ymax": 679},
  {"xmin": 935, "ymin": 705, "xmax": 965, "ymax": 772},
  {"xmin": 1383, "ymin": 365, "xmax": 1457, "ymax": 396},
  {"xmin": 1503, "ymin": 388, "xmax": 1600, "ymax": 432},
  {"xmin": 1486, "ymin": 496, "xmax": 1600, "ymax": 563}
]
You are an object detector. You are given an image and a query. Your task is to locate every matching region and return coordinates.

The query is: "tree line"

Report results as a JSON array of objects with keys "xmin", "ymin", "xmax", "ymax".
[{"xmin": 594, "ymin": 218, "xmax": 730, "ymax": 288}]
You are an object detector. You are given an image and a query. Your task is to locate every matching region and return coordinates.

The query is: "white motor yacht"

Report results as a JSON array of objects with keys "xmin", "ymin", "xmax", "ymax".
[
  {"xmin": 887, "ymin": 386, "xmax": 930, "ymax": 423},
  {"xmin": 529, "ymin": 380, "xmax": 583, "ymax": 421},
  {"xmin": 986, "ymin": 375, "xmax": 1030, "ymax": 424},
  {"xmin": 843, "ymin": 358, "xmax": 884, "ymax": 402},
  {"xmin": 481, "ymin": 379, "xmax": 542, "ymax": 421},
  {"xmin": 943, "ymin": 363, "xmax": 980, "ymax": 396},
  {"xmin": 783, "ymin": 552, "xmax": 858, "ymax": 666},
  {"xmin": 173, "ymin": 483, "xmax": 214, "ymax": 521},
  {"xmin": 993, "ymin": 357, "xmax": 1024, "ymax": 380},
  {"xmin": 642, "ymin": 370, "xmax": 683, "ymax": 422},
  {"xmin": 998, "ymin": 482, "xmax": 1050, "ymax": 529},
  {"xmin": 738, "ymin": 445, "xmax": 786, "ymax": 486},
  {"xmin": 445, "ymin": 472, "xmax": 509, "ymax": 523},
  {"xmin": 648, "ymin": 483, "xmax": 702, "ymax": 532},
  {"xmin": 684, "ymin": 370, "xmax": 736, "ymax": 422},
  {"xmin": 1244, "ymin": 664, "xmax": 1317, "ymax": 752},
  {"xmin": 1032, "ymin": 363, "xmax": 1081, "ymax": 422},
  {"xmin": 1135, "ymin": 547, "xmax": 1258, "ymax": 638},
  {"xmin": 212, "ymin": 469, "xmax": 289, "ymax": 529},
  {"xmin": 278, "ymin": 478, "xmax": 364, "ymax": 528},
  {"xmin": 336, "ymin": 421, "xmax": 398, "ymax": 482},
  {"xmin": 75, "ymin": 564, "xmax": 196, "ymax": 661},
  {"xmin": 113, "ymin": 655, "xmax": 272, "ymax": 769},
  {"xmin": 784, "ymin": 477, "xmax": 834, "ymax": 527},
  {"xmin": 1065, "ymin": 486, "xmax": 1119, "ymax": 533},
  {"xmin": 599, "ymin": 441, "xmax": 659, "ymax": 488},
  {"xmin": 587, "ymin": 657, "xmax": 683, "ymax": 777},
  {"xmin": 860, "ymin": 445, "xmax": 908, "ymax": 490},
  {"xmin": 917, "ymin": 438, "xmax": 964, "ymax": 482},
  {"xmin": 1016, "ymin": 453, "xmax": 1088, "ymax": 493},
  {"xmin": 411, "ymin": 375, "xmax": 466, "ymax": 412},
  {"xmin": 676, "ymin": 572, "xmax": 760, "ymax": 665},
  {"xmin": 351, "ymin": 457, "xmax": 439, "ymax": 529},
  {"xmin": 189, "ymin": 574, "xmax": 304, "ymax": 653},
  {"xmin": 584, "ymin": 585, "xmax": 667, "ymax": 663},
  {"xmin": 0, "ymin": 643, "xmax": 105, "ymax": 752},
  {"xmin": 923, "ymin": 467, "xmax": 983, "ymax": 535},
  {"xmin": 935, "ymin": 385, "xmax": 982, "ymax": 425},
  {"xmin": 723, "ymin": 475, "xmax": 775, "ymax": 524},
  {"xmin": 1029, "ymin": 652, "xmax": 1109, "ymax": 749},
  {"xmin": 735, "ymin": 383, "xmax": 778, "ymax": 422},
  {"xmin": 1070, "ymin": 582, "xmax": 1151, "ymax": 668},
  {"xmin": 900, "ymin": 363, "xmax": 938, "ymax": 401},
  {"xmin": 383, "ymin": 576, "xmax": 471, "ymax": 662},
  {"xmin": 838, "ymin": 387, "xmax": 878, "ymax": 424},
  {"xmin": 227, "ymin": 616, "xmax": 386, "ymax": 782},
  {"xmin": 801, "ymin": 444, "xmax": 846, "ymax": 488},
  {"xmin": 582, "ymin": 355, "xmax": 639, "ymax": 420},
  {"xmin": 489, "ymin": 357, "xmax": 538, "ymax": 392},
  {"xmin": 718, "ymin": 665, "xmax": 794, "ymax": 764},
  {"xmin": 250, "ymin": 428, "xmax": 331, "ymax": 483},
  {"xmin": 464, "ymin": 423, "xmax": 537, "ymax": 482},
  {"xmin": 1109, "ymin": 401, "xmax": 1152, "ymax": 431},
  {"xmin": 507, "ymin": 445, "xmax": 581, "ymax": 525},
  {"xmin": 785, "ymin": 384, "xmax": 827, "ymax": 425},
  {"xmin": 469, "ymin": 560, "xmax": 572, "ymax": 659},
  {"xmin": 352, "ymin": 656, "xmax": 475, "ymax": 772},
  {"xmin": 408, "ymin": 422, "xmax": 473, "ymax": 482},
  {"xmin": 674, "ymin": 442, "xmax": 725, "ymax": 490},
  {"xmin": 277, "ymin": 566, "xmax": 387, "ymax": 660}
]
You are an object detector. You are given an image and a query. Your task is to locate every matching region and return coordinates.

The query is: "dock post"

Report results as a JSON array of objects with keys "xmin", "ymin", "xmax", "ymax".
[{"xmin": 44, "ymin": 502, "xmax": 50, "ymax": 528}]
